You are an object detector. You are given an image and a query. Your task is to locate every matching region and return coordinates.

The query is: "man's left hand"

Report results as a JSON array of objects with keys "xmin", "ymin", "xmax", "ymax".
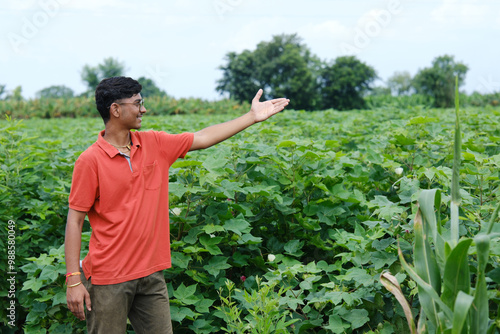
[{"xmin": 250, "ymin": 89, "xmax": 290, "ymax": 123}]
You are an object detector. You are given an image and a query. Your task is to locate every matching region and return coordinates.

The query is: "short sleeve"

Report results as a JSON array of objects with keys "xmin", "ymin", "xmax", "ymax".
[
  {"xmin": 155, "ymin": 132, "xmax": 194, "ymax": 165},
  {"xmin": 68, "ymin": 156, "xmax": 99, "ymax": 212}
]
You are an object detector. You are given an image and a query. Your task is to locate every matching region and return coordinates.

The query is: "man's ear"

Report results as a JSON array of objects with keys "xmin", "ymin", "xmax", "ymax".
[{"xmin": 110, "ymin": 103, "xmax": 120, "ymax": 118}]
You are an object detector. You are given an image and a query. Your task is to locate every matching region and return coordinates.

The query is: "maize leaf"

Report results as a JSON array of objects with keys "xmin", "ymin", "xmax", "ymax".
[
  {"xmin": 441, "ymin": 238, "xmax": 472, "ymax": 309},
  {"xmin": 451, "ymin": 291, "xmax": 474, "ymax": 334},
  {"xmin": 414, "ymin": 206, "xmax": 441, "ymax": 327},
  {"xmin": 470, "ymin": 234, "xmax": 490, "ymax": 333}
]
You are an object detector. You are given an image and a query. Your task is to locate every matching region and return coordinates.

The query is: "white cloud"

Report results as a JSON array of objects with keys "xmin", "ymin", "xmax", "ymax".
[{"xmin": 431, "ymin": 0, "xmax": 492, "ymax": 25}]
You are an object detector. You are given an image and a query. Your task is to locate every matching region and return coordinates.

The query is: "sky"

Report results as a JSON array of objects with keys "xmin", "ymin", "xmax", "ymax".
[{"xmin": 1, "ymin": 0, "xmax": 500, "ymax": 100}]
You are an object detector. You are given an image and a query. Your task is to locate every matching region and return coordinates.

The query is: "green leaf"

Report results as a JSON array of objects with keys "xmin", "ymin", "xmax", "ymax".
[
  {"xmin": 199, "ymin": 235, "xmax": 223, "ymax": 255},
  {"xmin": 324, "ymin": 315, "xmax": 349, "ymax": 333},
  {"xmin": 22, "ymin": 279, "xmax": 44, "ymax": 293},
  {"xmin": 223, "ymin": 216, "xmax": 251, "ymax": 236},
  {"xmin": 418, "ymin": 189, "xmax": 446, "ymax": 266},
  {"xmin": 371, "ymin": 251, "xmax": 397, "ymax": 270},
  {"xmin": 441, "ymin": 238, "xmax": 472, "ymax": 309},
  {"xmin": 173, "ymin": 283, "xmax": 199, "ymax": 305},
  {"xmin": 470, "ymin": 234, "xmax": 490, "ymax": 333},
  {"xmin": 170, "ymin": 305, "xmax": 196, "ymax": 323},
  {"xmin": 51, "ymin": 291, "xmax": 67, "ymax": 306},
  {"xmin": 194, "ymin": 298, "xmax": 215, "ymax": 313},
  {"xmin": 277, "ymin": 140, "xmax": 296, "ymax": 148},
  {"xmin": 203, "ymin": 256, "xmax": 231, "ymax": 276},
  {"xmin": 414, "ymin": 208, "xmax": 441, "ymax": 327},
  {"xmin": 238, "ymin": 233, "xmax": 262, "ymax": 244},
  {"xmin": 341, "ymin": 309, "xmax": 369, "ymax": 329},
  {"xmin": 172, "ymin": 251, "xmax": 191, "ymax": 269},
  {"xmin": 398, "ymin": 245, "xmax": 453, "ymax": 321},
  {"xmin": 171, "ymin": 160, "xmax": 203, "ymax": 168},
  {"xmin": 451, "ymin": 291, "xmax": 474, "ymax": 334},
  {"xmin": 407, "ymin": 116, "xmax": 439, "ymax": 125},
  {"xmin": 218, "ymin": 179, "xmax": 245, "ymax": 198},
  {"xmin": 284, "ymin": 240, "xmax": 305, "ymax": 257}
]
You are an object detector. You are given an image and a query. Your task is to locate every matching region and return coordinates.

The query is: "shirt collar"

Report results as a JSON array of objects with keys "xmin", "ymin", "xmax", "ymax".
[{"xmin": 97, "ymin": 130, "xmax": 142, "ymax": 158}]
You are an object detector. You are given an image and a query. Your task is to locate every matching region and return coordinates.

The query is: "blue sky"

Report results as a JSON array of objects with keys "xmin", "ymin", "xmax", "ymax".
[{"xmin": 1, "ymin": 0, "xmax": 499, "ymax": 100}]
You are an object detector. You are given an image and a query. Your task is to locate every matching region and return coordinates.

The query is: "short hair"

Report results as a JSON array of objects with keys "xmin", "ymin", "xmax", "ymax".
[{"xmin": 95, "ymin": 76, "xmax": 142, "ymax": 123}]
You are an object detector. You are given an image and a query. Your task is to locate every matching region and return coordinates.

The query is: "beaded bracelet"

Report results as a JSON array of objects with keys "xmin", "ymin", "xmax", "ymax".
[{"xmin": 67, "ymin": 281, "xmax": 82, "ymax": 288}]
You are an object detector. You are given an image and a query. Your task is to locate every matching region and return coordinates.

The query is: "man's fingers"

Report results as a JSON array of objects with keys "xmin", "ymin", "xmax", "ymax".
[
  {"xmin": 85, "ymin": 290, "xmax": 92, "ymax": 312},
  {"xmin": 67, "ymin": 285, "xmax": 91, "ymax": 321},
  {"xmin": 252, "ymin": 89, "xmax": 263, "ymax": 102}
]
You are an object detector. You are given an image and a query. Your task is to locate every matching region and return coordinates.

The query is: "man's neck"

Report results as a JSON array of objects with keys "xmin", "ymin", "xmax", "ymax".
[{"xmin": 103, "ymin": 123, "xmax": 131, "ymax": 147}]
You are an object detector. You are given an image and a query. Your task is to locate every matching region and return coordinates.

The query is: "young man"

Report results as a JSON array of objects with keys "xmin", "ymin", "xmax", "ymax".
[{"xmin": 65, "ymin": 76, "xmax": 289, "ymax": 333}]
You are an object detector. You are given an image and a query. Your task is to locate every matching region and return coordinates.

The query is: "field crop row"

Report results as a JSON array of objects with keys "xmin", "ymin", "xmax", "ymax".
[{"xmin": 1, "ymin": 105, "xmax": 499, "ymax": 333}]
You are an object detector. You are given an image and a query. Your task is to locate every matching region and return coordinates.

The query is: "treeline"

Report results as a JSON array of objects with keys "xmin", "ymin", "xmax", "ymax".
[
  {"xmin": 1, "ymin": 33, "xmax": 499, "ymax": 118},
  {"xmin": 216, "ymin": 34, "xmax": 496, "ymax": 110},
  {"xmin": 0, "ymin": 96, "xmax": 250, "ymax": 119}
]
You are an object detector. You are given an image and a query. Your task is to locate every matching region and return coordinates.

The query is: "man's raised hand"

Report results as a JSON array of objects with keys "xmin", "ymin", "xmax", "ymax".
[{"xmin": 250, "ymin": 89, "xmax": 290, "ymax": 123}]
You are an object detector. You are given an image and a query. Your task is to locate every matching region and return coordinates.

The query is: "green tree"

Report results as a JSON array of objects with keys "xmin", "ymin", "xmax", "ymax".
[
  {"xmin": 0, "ymin": 84, "xmax": 6, "ymax": 99},
  {"xmin": 253, "ymin": 34, "xmax": 321, "ymax": 110},
  {"xmin": 319, "ymin": 56, "xmax": 377, "ymax": 111},
  {"xmin": 387, "ymin": 71, "xmax": 413, "ymax": 96},
  {"xmin": 217, "ymin": 34, "xmax": 320, "ymax": 110},
  {"xmin": 36, "ymin": 85, "xmax": 74, "ymax": 99},
  {"xmin": 412, "ymin": 55, "xmax": 468, "ymax": 108},
  {"xmin": 81, "ymin": 57, "xmax": 126, "ymax": 94},
  {"xmin": 216, "ymin": 50, "xmax": 260, "ymax": 103},
  {"xmin": 137, "ymin": 77, "xmax": 167, "ymax": 98},
  {"xmin": 5, "ymin": 86, "xmax": 23, "ymax": 101}
]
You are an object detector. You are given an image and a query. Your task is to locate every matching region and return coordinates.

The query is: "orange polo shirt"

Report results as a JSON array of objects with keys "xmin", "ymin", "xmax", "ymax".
[{"xmin": 69, "ymin": 130, "xmax": 194, "ymax": 285}]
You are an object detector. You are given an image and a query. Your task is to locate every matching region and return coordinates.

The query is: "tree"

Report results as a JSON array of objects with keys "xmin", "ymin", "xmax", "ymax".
[
  {"xmin": 5, "ymin": 86, "xmax": 23, "ymax": 101},
  {"xmin": 137, "ymin": 77, "xmax": 167, "ymax": 97},
  {"xmin": 0, "ymin": 85, "xmax": 6, "ymax": 99},
  {"xmin": 81, "ymin": 57, "xmax": 126, "ymax": 93},
  {"xmin": 412, "ymin": 55, "xmax": 468, "ymax": 108},
  {"xmin": 387, "ymin": 71, "xmax": 413, "ymax": 96},
  {"xmin": 253, "ymin": 34, "xmax": 321, "ymax": 110},
  {"xmin": 319, "ymin": 56, "xmax": 377, "ymax": 111},
  {"xmin": 217, "ymin": 34, "xmax": 320, "ymax": 110},
  {"xmin": 36, "ymin": 85, "xmax": 74, "ymax": 99},
  {"xmin": 216, "ymin": 50, "xmax": 260, "ymax": 103}
]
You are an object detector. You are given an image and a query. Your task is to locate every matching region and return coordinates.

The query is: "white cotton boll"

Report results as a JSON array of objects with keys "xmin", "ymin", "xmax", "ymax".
[
  {"xmin": 267, "ymin": 254, "xmax": 276, "ymax": 262},
  {"xmin": 395, "ymin": 167, "xmax": 404, "ymax": 175}
]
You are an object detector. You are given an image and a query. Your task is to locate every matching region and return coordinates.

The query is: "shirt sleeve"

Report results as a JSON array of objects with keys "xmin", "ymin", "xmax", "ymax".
[
  {"xmin": 68, "ymin": 155, "xmax": 99, "ymax": 212},
  {"xmin": 155, "ymin": 131, "xmax": 194, "ymax": 165}
]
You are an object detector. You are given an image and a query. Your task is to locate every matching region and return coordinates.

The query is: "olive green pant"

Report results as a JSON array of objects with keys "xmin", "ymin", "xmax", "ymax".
[{"xmin": 81, "ymin": 270, "xmax": 173, "ymax": 334}]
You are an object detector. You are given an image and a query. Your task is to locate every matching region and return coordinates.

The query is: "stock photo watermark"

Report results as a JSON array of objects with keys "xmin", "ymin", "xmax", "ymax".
[
  {"xmin": 340, "ymin": 0, "xmax": 403, "ymax": 55},
  {"xmin": 6, "ymin": 220, "xmax": 17, "ymax": 327},
  {"xmin": 7, "ymin": 0, "xmax": 70, "ymax": 54},
  {"xmin": 476, "ymin": 75, "xmax": 500, "ymax": 93},
  {"xmin": 213, "ymin": 0, "xmax": 244, "ymax": 20}
]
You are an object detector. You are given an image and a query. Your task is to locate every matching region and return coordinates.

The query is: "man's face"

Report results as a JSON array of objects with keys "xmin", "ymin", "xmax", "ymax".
[{"xmin": 115, "ymin": 93, "xmax": 146, "ymax": 129}]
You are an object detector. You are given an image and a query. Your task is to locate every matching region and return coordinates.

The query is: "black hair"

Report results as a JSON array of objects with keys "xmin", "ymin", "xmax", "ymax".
[{"xmin": 95, "ymin": 76, "xmax": 142, "ymax": 123}]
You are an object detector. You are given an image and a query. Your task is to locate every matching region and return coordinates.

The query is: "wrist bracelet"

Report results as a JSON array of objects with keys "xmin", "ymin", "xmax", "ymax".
[
  {"xmin": 67, "ymin": 281, "xmax": 82, "ymax": 288},
  {"xmin": 65, "ymin": 272, "xmax": 81, "ymax": 283}
]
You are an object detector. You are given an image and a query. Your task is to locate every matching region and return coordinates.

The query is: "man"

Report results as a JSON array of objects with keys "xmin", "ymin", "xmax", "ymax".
[{"xmin": 65, "ymin": 76, "xmax": 289, "ymax": 333}]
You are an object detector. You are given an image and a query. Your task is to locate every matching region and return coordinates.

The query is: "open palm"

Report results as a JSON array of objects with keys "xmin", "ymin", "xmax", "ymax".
[{"xmin": 250, "ymin": 89, "xmax": 290, "ymax": 123}]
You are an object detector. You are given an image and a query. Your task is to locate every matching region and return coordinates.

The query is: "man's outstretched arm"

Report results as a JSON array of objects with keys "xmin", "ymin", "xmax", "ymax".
[{"xmin": 189, "ymin": 89, "xmax": 290, "ymax": 151}]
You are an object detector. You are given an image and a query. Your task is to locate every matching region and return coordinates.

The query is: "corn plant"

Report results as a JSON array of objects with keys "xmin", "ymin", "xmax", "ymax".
[{"xmin": 381, "ymin": 77, "xmax": 500, "ymax": 333}]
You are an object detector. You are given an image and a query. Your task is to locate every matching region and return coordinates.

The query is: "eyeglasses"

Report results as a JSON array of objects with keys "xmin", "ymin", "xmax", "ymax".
[{"xmin": 116, "ymin": 99, "xmax": 145, "ymax": 110}]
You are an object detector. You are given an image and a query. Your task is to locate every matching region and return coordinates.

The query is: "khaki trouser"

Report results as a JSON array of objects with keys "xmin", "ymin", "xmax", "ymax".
[{"xmin": 81, "ymin": 270, "xmax": 173, "ymax": 334}]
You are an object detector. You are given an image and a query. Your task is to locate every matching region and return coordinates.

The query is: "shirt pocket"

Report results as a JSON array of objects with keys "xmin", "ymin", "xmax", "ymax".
[{"xmin": 143, "ymin": 160, "xmax": 162, "ymax": 190}]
